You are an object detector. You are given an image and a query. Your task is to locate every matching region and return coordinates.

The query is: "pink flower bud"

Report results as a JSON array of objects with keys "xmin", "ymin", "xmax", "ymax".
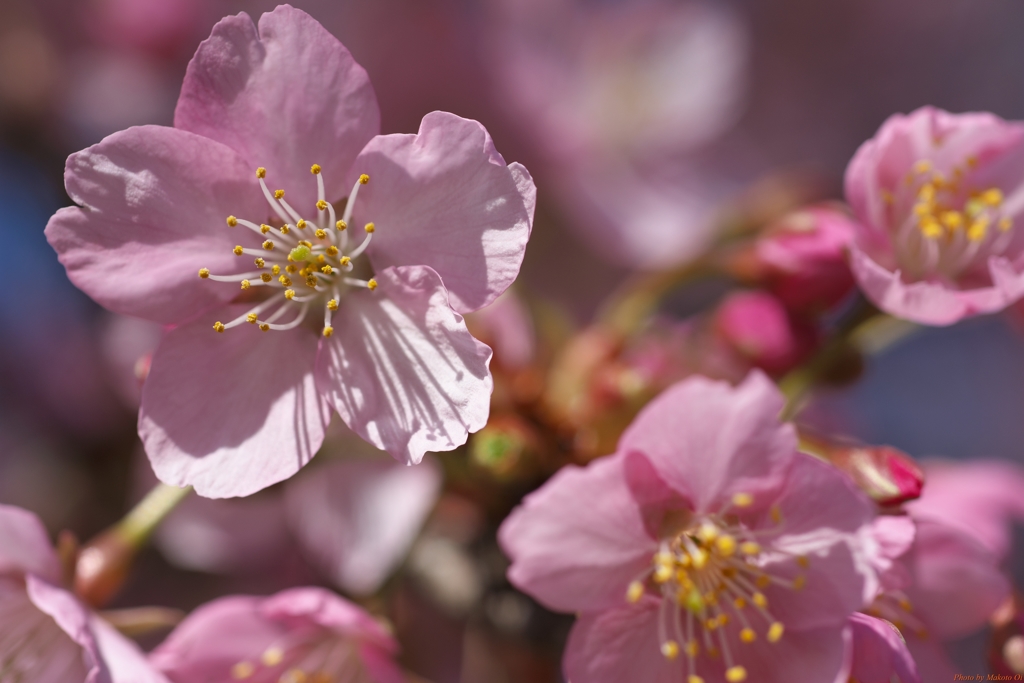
[{"xmin": 713, "ymin": 290, "xmax": 815, "ymax": 375}]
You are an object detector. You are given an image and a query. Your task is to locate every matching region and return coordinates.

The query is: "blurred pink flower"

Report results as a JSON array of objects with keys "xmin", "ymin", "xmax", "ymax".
[
  {"xmin": 754, "ymin": 205, "xmax": 858, "ymax": 314},
  {"xmin": 466, "ymin": 289, "xmax": 536, "ymax": 371},
  {"xmin": 845, "ymin": 106, "xmax": 1024, "ymax": 325},
  {"xmin": 836, "ymin": 613, "xmax": 920, "ymax": 683},
  {"xmin": 0, "ymin": 504, "xmax": 168, "ymax": 682},
  {"xmin": 500, "ymin": 372, "xmax": 879, "ymax": 683},
  {"xmin": 46, "ymin": 5, "xmax": 536, "ymax": 498},
  {"xmin": 712, "ymin": 291, "xmax": 816, "ymax": 376},
  {"xmin": 149, "ymin": 587, "xmax": 403, "ymax": 683}
]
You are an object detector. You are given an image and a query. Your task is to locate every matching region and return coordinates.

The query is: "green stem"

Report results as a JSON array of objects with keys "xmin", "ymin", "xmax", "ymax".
[{"xmin": 116, "ymin": 483, "xmax": 192, "ymax": 547}]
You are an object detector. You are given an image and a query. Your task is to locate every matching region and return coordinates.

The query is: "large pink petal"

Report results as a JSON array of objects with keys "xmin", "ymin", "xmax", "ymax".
[
  {"xmin": 284, "ymin": 456, "xmax": 443, "ymax": 595},
  {"xmin": 840, "ymin": 614, "xmax": 920, "ymax": 683},
  {"xmin": 904, "ymin": 636, "xmax": 958, "ymax": 683},
  {"xmin": 315, "ymin": 265, "xmax": 492, "ymax": 465},
  {"xmin": 140, "ymin": 305, "xmax": 330, "ymax": 498},
  {"xmin": 618, "ymin": 371, "xmax": 796, "ymax": 513},
  {"xmin": 174, "ymin": 6, "xmax": 380, "ymax": 210},
  {"xmin": 352, "ymin": 112, "xmax": 534, "ymax": 313},
  {"xmin": 902, "ymin": 515, "xmax": 1009, "ymax": 640},
  {"xmin": 45, "ymin": 125, "xmax": 264, "ymax": 325},
  {"xmin": 0, "ymin": 504, "xmax": 60, "ymax": 582},
  {"xmin": 92, "ymin": 616, "xmax": 170, "ymax": 683},
  {"xmin": 499, "ymin": 453, "xmax": 655, "ymax": 614},
  {"xmin": 25, "ymin": 576, "xmax": 106, "ymax": 683},
  {"xmin": 261, "ymin": 587, "xmax": 398, "ymax": 655},
  {"xmin": 0, "ymin": 577, "xmax": 92, "ymax": 683}
]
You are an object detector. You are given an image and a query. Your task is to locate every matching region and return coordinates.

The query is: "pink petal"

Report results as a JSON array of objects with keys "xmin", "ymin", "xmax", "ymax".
[
  {"xmin": 92, "ymin": 616, "xmax": 171, "ymax": 683},
  {"xmin": 765, "ymin": 454, "xmax": 876, "ymax": 629},
  {"xmin": 139, "ymin": 305, "xmax": 330, "ymax": 498},
  {"xmin": 498, "ymin": 452, "xmax": 655, "ymax": 614},
  {"xmin": 618, "ymin": 371, "xmax": 796, "ymax": 513},
  {"xmin": 284, "ymin": 456, "xmax": 443, "ymax": 595},
  {"xmin": 905, "ymin": 636, "xmax": 958, "ymax": 683},
  {"xmin": 902, "ymin": 515, "xmax": 1009, "ymax": 640},
  {"xmin": 25, "ymin": 575, "xmax": 106, "ymax": 683},
  {"xmin": 315, "ymin": 265, "xmax": 493, "ymax": 465},
  {"xmin": 352, "ymin": 112, "xmax": 534, "ymax": 313},
  {"xmin": 0, "ymin": 504, "xmax": 61, "ymax": 583},
  {"xmin": 45, "ymin": 125, "xmax": 264, "ymax": 325},
  {"xmin": 840, "ymin": 614, "xmax": 920, "ymax": 683},
  {"xmin": 0, "ymin": 577, "xmax": 92, "ymax": 683},
  {"xmin": 174, "ymin": 6, "xmax": 380, "ymax": 210},
  {"xmin": 261, "ymin": 587, "xmax": 398, "ymax": 655}
]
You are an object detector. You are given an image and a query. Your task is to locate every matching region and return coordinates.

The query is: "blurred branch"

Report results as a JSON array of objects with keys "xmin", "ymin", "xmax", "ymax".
[{"xmin": 100, "ymin": 606, "xmax": 186, "ymax": 637}]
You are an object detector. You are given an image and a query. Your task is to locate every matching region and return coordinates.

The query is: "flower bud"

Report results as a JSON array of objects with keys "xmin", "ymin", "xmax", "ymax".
[
  {"xmin": 713, "ymin": 291, "xmax": 815, "ymax": 376},
  {"xmin": 804, "ymin": 437, "xmax": 924, "ymax": 506}
]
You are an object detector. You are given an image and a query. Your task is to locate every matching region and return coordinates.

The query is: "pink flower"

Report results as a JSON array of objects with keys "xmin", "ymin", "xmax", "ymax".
[
  {"xmin": 500, "ymin": 372, "xmax": 879, "ymax": 683},
  {"xmin": 149, "ymin": 587, "xmax": 403, "ymax": 683},
  {"xmin": 836, "ymin": 613, "xmax": 920, "ymax": 683},
  {"xmin": 844, "ymin": 106, "xmax": 1024, "ymax": 325},
  {"xmin": 712, "ymin": 291, "xmax": 816, "ymax": 376},
  {"xmin": 0, "ymin": 504, "xmax": 169, "ymax": 682},
  {"xmin": 45, "ymin": 5, "xmax": 536, "ymax": 498}
]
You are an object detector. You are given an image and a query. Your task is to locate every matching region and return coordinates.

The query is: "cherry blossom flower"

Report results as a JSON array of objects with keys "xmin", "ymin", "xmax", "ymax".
[
  {"xmin": 149, "ymin": 587, "xmax": 403, "ymax": 683},
  {"xmin": 500, "ymin": 372, "xmax": 879, "ymax": 683},
  {"xmin": 45, "ymin": 5, "xmax": 536, "ymax": 498},
  {"xmin": 0, "ymin": 504, "xmax": 169, "ymax": 682},
  {"xmin": 836, "ymin": 613, "xmax": 920, "ymax": 683},
  {"xmin": 845, "ymin": 106, "xmax": 1024, "ymax": 325}
]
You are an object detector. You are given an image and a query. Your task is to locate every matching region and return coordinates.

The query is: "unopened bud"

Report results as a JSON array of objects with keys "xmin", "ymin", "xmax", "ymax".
[{"xmin": 803, "ymin": 435, "xmax": 924, "ymax": 506}]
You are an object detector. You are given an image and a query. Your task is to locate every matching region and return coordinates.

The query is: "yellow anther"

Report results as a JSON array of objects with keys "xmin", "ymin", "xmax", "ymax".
[
  {"xmin": 316, "ymin": 200, "xmax": 328, "ymax": 211},
  {"xmin": 367, "ymin": 278, "xmax": 378, "ymax": 291},
  {"xmin": 279, "ymin": 276, "xmax": 292, "ymax": 286},
  {"xmin": 982, "ymin": 188, "xmax": 1004, "ymax": 206},
  {"xmin": 740, "ymin": 542, "xmax": 760, "ymax": 555},
  {"xmin": 914, "ymin": 160, "xmax": 933, "ymax": 175},
  {"xmin": 254, "ymin": 257, "xmax": 265, "ymax": 268},
  {"xmin": 317, "ymin": 255, "xmax": 326, "ymax": 263},
  {"xmin": 311, "ymin": 164, "xmax": 322, "ymax": 175},
  {"xmin": 726, "ymin": 665, "xmax": 748, "ymax": 682},
  {"xmin": 770, "ymin": 506, "xmax": 782, "ymax": 524},
  {"xmin": 256, "ymin": 167, "xmax": 266, "ymax": 179},
  {"xmin": 300, "ymin": 240, "xmax": 313, "ymax": 248},
  {"xmin": 327, "ymin": 299, "xmax": 339, "ymax": 311},
  {"xmin": 881, "ymin": 189, "xmax": 894, "ymax": 205},
  {"xmin": 339, "ymin": 256, "xmax": 351, "ymax": 266},
  {"xmin": 336, "ymin": 220, "xmax": 347, "ymax": 230},
  {"xmin": 285, "ymin": 264, "xmax": 298, "ymax": 273},
  {"xmin": 767, "ymin": 622, "xmax": 785, "ymax": 643},
  {"xmin": 280, "ymin": 225, "xmax": 290, "ymax": 235},
  {"xmin": 231, "ymin": 661, "xmax": 255, "ymax": 679},
  {"xmin": 240, "ymin": 280, "xmax": 250, "ymax": 290},
  {"xmin": 198, "ymin": 268, "xmax": 210, "ymax": 279},
  {"xmin": 259, "ymin": 323, "xmax": 269, "ymax": 332},
  {"xmin": 271, "ymin": 265, "xmax": 281, "ymax": 275},
  {"xmin": 1000, "ymin": 217, "xmax": 1014, "ymax": 231},
  {"xmin": 306, "ymin": 277, "xmax": 318, "ymax": 289},
  {"xmin": 274, "ymin": 189, "xmax": 285, "ymax": 199},
  {"xmin": 690, "ymin": 548, "xmax": 708, "ymax": 570},
  {"xmin": 913, "ymin": 203, "xmax": 930, "ymax": 217},
  {"xmin": 321, "ymin": 265, "xmax": 333, "ymax": 274},
  {"xmin": 233, "ymin": 245, "xmax": 244, "ymax": 255},
  {"xmin": 263, "ymin": 240, "xmax": 274, "ymax": 250},
  {"xmin": 705, "ymin": 617, "xmax": 718, "ymax": 631},
  {"xmin": 686, "ymin": 641, "xmax": 699, "ymax": 658},
  {"xmin": 796, "ymin": 555, "xmax": 810, "ymax": 568},
  {"xmin": 323, "ymin": 326, "xmax": 334, "ymax": 337},
  {"xmin": 899, "ymin": 597, "xmax": 913, "ymax": 611},
  {"xmin": 213, "ymin": 322, "xmax": 225, "ymax": 333},
  {"xmin": 697, "ymin": 522, "xmax": 718, "ymax": 543},
  {"xmin": 967, "ymin": 155, "xmax": 979, "ymax": 168},
  {"xmin": 261, "ymin": 273, "xmax": 272, "ymax": 283},
  {"xmin": 917, "ymin": 183, "xmax": 936, "ymax": 202},
  {"xmin": 688, "ymin": 677, "xmax": 705, "ymax": 683},
  {"xmin": 660, "ymin": 641, "xmax": 679, "ymax": 660},
  {"xmin": 756, "ymin": 575, "xmax": 771, "ymax": 588},
  {"xmin": 365, "ymin": 222, "xmax": 375, "ymax": 233},
  {"xmin": 732, "ymin": 492, "xmax": 753, "ymax": 507},
  {"xmin": 227, "ymin": 215, "xmax": 238, "ymax": 227},
  {"xmin": 733, "ymin": 596, "xmax": 747, "ymax": 609},
  {"xmin": 740, "ymin": 627, "xmax": 756, "ymax": 643},
  {"xmin": 919, "ymin": 216, "xmax": 942, "ymax": 238},
  {"xmin": 260, "ymin": 224, "xmax": 271, "ymax": 234},
  {"xmin": 315, "ymin": 229, "xmax": 327, "ymax": 239},
  {"xmin": 717, "ymin": 614, "xmax": 729, "ymax": 627},
  {"xmin": 626, "ymin": 580, "xmax": 644, "ymax": 603},
  {"xmin": 310, "ymin": 674, "xmax": 331, "ymax": 683},
  {"xmin": 704, "ymin": 591, "xmax": 718, "ymax": 605},
  {"xmin": 296, "ymin": 219, "xmax": 307, "ymax": 230},
  {"xmin": 326, "ymin": 246, "xmax": 339, "ymax": 256},
  {"xmin": 284, "ymin": 289, "xmax": 295, "ymax": 299},
  {"xmin": 792, "ymin": 575, "xmax": 806, "ymax": 590},
  {"xmin": 677, "ymin": 553, "xmax": 691, "ymax": 568},
  {"xmin": 246, "ymin": 313, "xmax": 257, "ymax": 324},
  {"xmin": 261, "ymin": 647, "xmax": 283, "ymax": 666},
  {"xmin": 968, "ymin": 217, "xmax": 990, "ymax": 241},
  {"xmin": 752, "ymin": 592, "xmax": 768, "ymax": 608},
  {"xmin": 281, "ymin": 670, "xmax": 308, "ymax": 683},
  {"xmin": 940, "ymin": 211, "xmax": 964, "ymax": 229},
  {"xmin": 653, "ymin": 564, "xmax": 673, "ymax": 584},
  {"xmin": 359, "ymin": 174, "xmax": 369, "ymax": 184},
  {"xmin": 715, "ymin": 535, "xmax": 736, "ymax": 557}
]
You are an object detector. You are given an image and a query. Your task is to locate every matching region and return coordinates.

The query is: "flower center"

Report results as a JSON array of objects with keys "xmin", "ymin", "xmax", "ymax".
[
  {"xmin": 229, "ymin": 631, "xmax": 368, "ymax": 683},
  {"xmin": 889, "ymin": 157, "xmax": 1014, "ymax": 279},
  {"xmin": 624, "ymin": 493, "xmax": 807, "ymax": 683},
  {"xmin": 199, "ymin": 165, "xmax": 379, "ymax": 337}
]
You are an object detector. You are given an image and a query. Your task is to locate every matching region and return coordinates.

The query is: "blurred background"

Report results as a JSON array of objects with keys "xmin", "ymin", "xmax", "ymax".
[{"xmin": 4, "ymin": 0, "xmax": 1024, "ymax": 679}]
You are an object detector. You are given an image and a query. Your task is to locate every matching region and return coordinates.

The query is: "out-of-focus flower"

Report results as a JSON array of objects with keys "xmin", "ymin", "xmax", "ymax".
[
  {"xmin": 712, "ymin": 290, "xmax": 816, "ymax": 376},
  {"xmin": 484, "ymin": 0, "xmax": 748, "ymax": 268},
  {"xmin": 734, "ymin": 204, "xmax": 858, "ymax": 315},
  {"xmin": 837, "ymin": 613, "xmax": 921, "ymax": 683},
  {"xmin": 149, "ymin": 587, "xmax": 403, "ymax": 683},
  {"xmin": 85, "ymin": 0, "xmax": 210, "ymax": 56},
  {"xmin": 804, "ymin": 438, "xmax": 925, "ymax": 507},
  {"xmin": 845, "ymin": 106, "xmax": 1024, "ymax": 325},
  {"xmin": 100, "ymin": 314, "xmax": 164, "ymax": 410},
  {"xmin": 466, "ymin": 289, "xmax": 536, "ymax": 372},
  {"xmin": 0, "ymin": 504, "xmax": 169, "ymax": 682},
  {"xmin": 46, "ymin": 6, "xmax": 536, "ymax": 498},
  {"xmin": 501, "ymin": 373, "xmax": 879, "ymax": 683}
]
